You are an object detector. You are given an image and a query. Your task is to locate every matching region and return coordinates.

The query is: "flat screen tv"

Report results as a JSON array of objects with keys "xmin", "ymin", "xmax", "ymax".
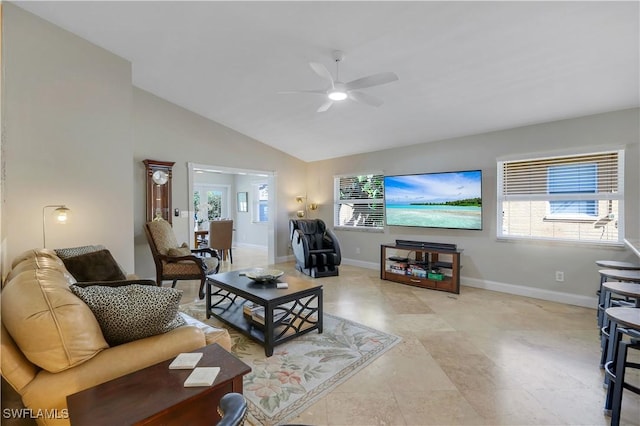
[{"xmin": 384, "ymin": 170, "xmax": 482, "ymax": 230}]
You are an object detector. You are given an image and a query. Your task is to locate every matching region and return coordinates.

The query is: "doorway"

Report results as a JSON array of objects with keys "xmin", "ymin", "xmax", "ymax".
[{"xmin": 187, "ymin": 162, "xmax": 276, "ymax": 266}]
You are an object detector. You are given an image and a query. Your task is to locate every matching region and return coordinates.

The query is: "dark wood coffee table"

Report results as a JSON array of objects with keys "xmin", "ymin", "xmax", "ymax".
[
  {"xmin": 206, "ymin": 270, "xmax": 323, "ymax": 356},
  {"xmin": 66, "ymin": 343, "xmax": 250, "ymax": 426}
]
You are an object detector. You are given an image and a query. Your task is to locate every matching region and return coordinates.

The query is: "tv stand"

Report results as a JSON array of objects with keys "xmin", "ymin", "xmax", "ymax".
[{"xmin": 380, "ymin": 242, "xmax": 461, "ymax": 294}]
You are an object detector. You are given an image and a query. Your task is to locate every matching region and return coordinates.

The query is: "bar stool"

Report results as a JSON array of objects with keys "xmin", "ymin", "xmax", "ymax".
[
  {"xmin": 603, "ymin": 307, "xmax": 640, "ymax": 426},
  {"xmin": 597, "ymin": 268, "xmax": 640, "ymax": 328},
  {"xmin": 599, "ymin": 282, "xmax": 640, "ymax": 368}
]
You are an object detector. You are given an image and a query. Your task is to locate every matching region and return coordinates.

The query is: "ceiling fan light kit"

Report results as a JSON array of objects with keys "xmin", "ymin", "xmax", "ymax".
[
  {"xmin": 328, "ymin": 90, "xmax": 348, "ymax": 101},
  {"xmin": 281, "ymin": 50, "xmax": 398, "ymax": 112}
]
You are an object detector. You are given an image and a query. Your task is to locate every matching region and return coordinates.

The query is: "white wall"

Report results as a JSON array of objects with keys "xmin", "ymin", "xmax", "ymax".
[
  {"xmin": 1, "ymin": 4, "xmax": 135, "ymax": 273},
  {"xmin": 308, "ymin": 108, "xmax": 640, "ymax": 307},
  {"xmin": 132, "ymin": 88, "xmax": 306, "ymax": 279},
  {"xmin": 0, "ymin": 5, "xmax": 307, "ymax": 279},
  {"xmin": 234, "ymin": 174, "xmax": 269, "ymax": 248}
]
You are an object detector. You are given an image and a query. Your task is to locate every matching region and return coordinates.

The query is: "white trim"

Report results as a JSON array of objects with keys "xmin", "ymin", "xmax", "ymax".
[
  {"xmin": 234, "ymin": 242, "xmax": 268, "ymax": 250},
  {"xmin": 333, "ymin": 170, "xmax": 384, "ymax": 179},
  {"xmin": 284, "ymin": 256, "xmax": 597, "ymax": 308},
  {"xmin": 496, "ymin": 144, "xmax": 627, "ymax": 162},
  {"xmin": 342, "ymin": 258, "xmax": 379, "ymax": 270},
  {"xmin": 462, "ymin": 277, "xmax": 597, "ymax": 308},
  {"xmin": 276, "ymin": 254, "xmax": 295, "ymax": 264}
]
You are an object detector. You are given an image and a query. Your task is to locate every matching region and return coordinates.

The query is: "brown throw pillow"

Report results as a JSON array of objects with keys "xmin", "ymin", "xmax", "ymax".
[{"xmin": 62, "ymin": 249, "xmax": 126, "ymax": 282}]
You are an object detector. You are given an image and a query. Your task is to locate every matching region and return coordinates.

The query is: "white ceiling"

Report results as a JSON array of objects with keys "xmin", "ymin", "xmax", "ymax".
[{"xmin": 15, "ymin": 1, "xmax": 640, "ymax": 162}]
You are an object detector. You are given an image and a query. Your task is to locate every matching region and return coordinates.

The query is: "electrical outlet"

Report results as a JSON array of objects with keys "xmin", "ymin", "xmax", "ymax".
[
  {"xmin": 355, "ymin": 247, "xmax": 361, "ymax": 254},
  {"xmin": 555, "ymin": 271, "xmax": 565, "ymax": 282}
]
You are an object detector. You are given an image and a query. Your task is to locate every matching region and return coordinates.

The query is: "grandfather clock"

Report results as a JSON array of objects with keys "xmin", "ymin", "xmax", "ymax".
[{"xmin": 143, "ymin": 159, "xmax": 175, "ymax": 224}]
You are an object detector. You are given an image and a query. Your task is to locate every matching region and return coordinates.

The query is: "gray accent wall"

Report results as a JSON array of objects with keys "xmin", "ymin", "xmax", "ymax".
[{"xmin": 308, "ymin": 108, "xmax": 639, "ymax": 307}]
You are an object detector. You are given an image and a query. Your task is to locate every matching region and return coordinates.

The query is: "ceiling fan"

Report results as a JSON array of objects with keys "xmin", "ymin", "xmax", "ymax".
[{"xmin": 280, "ymin": 50, "xmax": 399, "ymax": 112}]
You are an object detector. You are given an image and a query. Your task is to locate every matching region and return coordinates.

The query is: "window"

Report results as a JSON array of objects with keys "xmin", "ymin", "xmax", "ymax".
[
  {"xmin": 252, "ymin": 183, "xmax": 268, "ymax": 223},
  {"xmin": 194, "ymin": 185, "xmax": 228, "ymax": 224},
  {"xmin": 334, "ymin": 173, "xmax": 384, "ymax": 231},
  {"xmin": 548, "ymin": 163, "xmax": 597, "ymax": 217},
  {"xmin": 497, "ymin": 149, "xmax": 624, "ymax": 244}
]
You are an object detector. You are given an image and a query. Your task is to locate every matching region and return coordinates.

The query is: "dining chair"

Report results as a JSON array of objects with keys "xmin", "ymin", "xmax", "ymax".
[{"xmin": 209, "ymin": 220, "xmax": 234, "ymax": 263}]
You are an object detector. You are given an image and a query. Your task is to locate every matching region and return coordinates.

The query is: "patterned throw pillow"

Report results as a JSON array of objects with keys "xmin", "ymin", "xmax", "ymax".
[
  {"xmin": 167, "ymin": 243, "xmax": 192, "ymax": 257},
  {"xmin": 70, "ymin": 284, "xmax": 187, "ymax": 346},
  {"xmin": 55, "ymin": 245, "xmax": 106, "ymax": 259}
]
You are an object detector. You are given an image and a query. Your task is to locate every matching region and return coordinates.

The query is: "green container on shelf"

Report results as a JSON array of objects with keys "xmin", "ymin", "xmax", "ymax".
[{"xmin": 428, "ymin": 272, "xmax": 444, "ymax": 281}]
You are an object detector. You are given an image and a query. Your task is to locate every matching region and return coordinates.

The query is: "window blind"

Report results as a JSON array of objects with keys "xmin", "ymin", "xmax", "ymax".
[
  {"xmin": 497, "ymin": 149, "xmax": 624, "ymax": 244},
  {"xmin": 334, "ymin": 173, "xmax": 385, "ymax": 230},
  {"xmin": 501, "ymin": 152, "xmax": 619, "ymax": 197}
]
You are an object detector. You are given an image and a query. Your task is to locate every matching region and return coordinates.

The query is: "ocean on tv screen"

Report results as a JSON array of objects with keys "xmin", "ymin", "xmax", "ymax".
[{"xmin": 386, "ymin": 204, "xmax": 482, "ymax": 229}]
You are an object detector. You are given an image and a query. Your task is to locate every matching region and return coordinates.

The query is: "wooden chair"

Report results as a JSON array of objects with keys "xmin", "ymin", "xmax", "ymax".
[
  {"xmin": 144, "ymin": 219, "xmax": 220, "ymax": 299},
  {"xmin": 209, "ymin": 220, "xmax": 233, "ymax": 263}
]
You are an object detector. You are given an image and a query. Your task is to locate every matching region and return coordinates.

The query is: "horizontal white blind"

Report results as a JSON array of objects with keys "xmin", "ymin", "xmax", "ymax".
[
  {"xmin": 501, "ymin": 152, "xmax": 619, "ymax": 197},
  {"xmin": 497, "ymin": 149, "xmax": 624, "ymax": 244},
  {"xmin": 334, "ymin": 174, "xmax": 384, "ymax": 229}
]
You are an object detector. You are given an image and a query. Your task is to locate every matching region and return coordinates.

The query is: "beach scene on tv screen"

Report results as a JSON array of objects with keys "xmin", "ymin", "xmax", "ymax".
[{"xmin": 385, "ymin": 170, "xmax": 482, "ymax": 229}]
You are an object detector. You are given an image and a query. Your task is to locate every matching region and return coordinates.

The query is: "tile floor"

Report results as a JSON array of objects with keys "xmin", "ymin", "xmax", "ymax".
[{"xmin": 183, "ymin": 246, "xmax": 640, "ymax": 425}]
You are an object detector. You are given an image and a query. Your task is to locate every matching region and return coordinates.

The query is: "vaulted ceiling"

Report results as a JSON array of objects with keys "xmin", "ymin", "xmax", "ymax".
[{"xmin": 15, "ymin": 1, "xmax": 640, "ymax": 162}]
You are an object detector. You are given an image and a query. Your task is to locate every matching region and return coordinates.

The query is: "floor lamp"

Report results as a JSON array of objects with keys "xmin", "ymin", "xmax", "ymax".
[
  {"xmin": 42, "ymin": 205, "xmax": 71, "ymax": 248},
  {"xmin": 295, "ymin": 195, "xmax": 318, "ymax": 218}
]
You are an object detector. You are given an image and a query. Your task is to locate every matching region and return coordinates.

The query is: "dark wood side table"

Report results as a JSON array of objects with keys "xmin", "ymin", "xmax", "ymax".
[{"xmin": 67, "ymin": 343, "xmax": 250, "ymax": 426}]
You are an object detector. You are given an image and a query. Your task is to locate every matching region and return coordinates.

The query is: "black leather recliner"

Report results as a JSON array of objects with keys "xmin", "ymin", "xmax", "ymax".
[{"xmin": 290, "ymin": 219, "xmax": 341, "ymax": 278}]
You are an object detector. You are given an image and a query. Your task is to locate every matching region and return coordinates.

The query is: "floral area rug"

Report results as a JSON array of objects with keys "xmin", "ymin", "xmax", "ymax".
[{"xmin": 180, "ymin": 301, "xmax": 401, "ymax": 426}]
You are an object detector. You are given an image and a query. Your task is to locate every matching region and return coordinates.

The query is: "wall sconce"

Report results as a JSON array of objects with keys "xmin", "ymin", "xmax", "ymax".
[
  {"xmin": 42, "ymin": 204, "xmax": 71, "ymax": 248},
  {"xmin": 295, "ymin": 195, "xmax": 318, "ymax": 218}
]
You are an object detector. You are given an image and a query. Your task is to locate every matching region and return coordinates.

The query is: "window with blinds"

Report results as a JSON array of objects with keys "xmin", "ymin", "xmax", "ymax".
[
  {"xmin": 497, "ymin": 149, "xmax": 624, "ymax": 244},
  {"xmin": 334, "ymin": 173, "xmax": 385, "ymax": 230}
]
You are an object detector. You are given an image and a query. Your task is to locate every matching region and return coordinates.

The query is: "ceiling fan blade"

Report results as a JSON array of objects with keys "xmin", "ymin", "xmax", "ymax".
[
  {"xmin": 345, "ymin": 72, "xmax": 399, "ymax": 91},
  {"xmin": 349, "ymin": 91, "xmax": 384, "ymax": 107},
  {"xmin": 317, "ymin": 99, "xmax": 333, "ymax": 112},
  {"xmin": 277, "ymin": 89, "xmax": 326, "ymax": 95},
  {"xmin": 309, "ymin": 62, "xmax": 335, "ymax": 86}
]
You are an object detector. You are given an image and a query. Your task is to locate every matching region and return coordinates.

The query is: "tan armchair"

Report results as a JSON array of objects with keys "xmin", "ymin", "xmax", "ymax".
[
  {"xmin": 144, "ymin": 219, "xmax": 220, "ymax": 299},
  {"xmin": 209, "ymin": 220, "xmax": 233, "ymax": 263}
]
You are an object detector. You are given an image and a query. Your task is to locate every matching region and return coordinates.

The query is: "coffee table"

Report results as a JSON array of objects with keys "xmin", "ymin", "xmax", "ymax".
[
  {"xmin": 206, "ymin": 270, "xmax": 323, "ymax": 356},
  {"xmin": 66, "ymin": 343, "xmax": 250, "ymax": 426}
]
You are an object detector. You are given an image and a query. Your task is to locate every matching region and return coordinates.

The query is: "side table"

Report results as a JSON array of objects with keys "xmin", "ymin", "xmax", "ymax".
[{"xmin": 67, "ymin": 343, "xmax": 250, "ymax": 426}]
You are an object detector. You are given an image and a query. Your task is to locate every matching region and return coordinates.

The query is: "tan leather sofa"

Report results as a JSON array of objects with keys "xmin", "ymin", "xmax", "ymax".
[{"xmin": 1, "ymin": 249, "xmax": 231, "ymax": 426}]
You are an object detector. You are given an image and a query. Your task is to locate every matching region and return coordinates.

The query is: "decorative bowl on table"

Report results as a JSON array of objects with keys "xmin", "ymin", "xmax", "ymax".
[{"xmin": 245, "ymin": 268, "xmax": 284, "ymax": 282}]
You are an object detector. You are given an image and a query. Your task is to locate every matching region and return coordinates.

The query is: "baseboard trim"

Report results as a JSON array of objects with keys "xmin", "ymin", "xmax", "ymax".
[
  {"xmin": 462, "ymin": 277, "xmax": 597, "ymax": 309},
  {"xmin": 342, "ymin": 258, "xmax": 379, "ymax": 270},
  {"xmin": 341, "ymin": 257, "xmax": 597, "ymax": 308},
  {"xmin": 234, "ymin": 242, "xmax": 268, "ymax": 249},
  {"xmin": 276, "ymin": 254, "xmax": 295, "ymax": 264}
]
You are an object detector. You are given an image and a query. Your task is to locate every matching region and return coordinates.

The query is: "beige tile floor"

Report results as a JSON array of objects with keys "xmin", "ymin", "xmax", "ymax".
[{"xmin": 180, "ymin": 246, "xmax": 640, "ymax": 426}]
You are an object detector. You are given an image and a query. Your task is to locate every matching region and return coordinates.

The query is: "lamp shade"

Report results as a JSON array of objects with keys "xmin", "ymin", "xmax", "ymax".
[
  {"xmin": 42, "ymin": 204, "xmax": 71, "ymax": 248},
  {"xmin": 54, "ymin": 206, "xmax": 71, "ymax": 224}
]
